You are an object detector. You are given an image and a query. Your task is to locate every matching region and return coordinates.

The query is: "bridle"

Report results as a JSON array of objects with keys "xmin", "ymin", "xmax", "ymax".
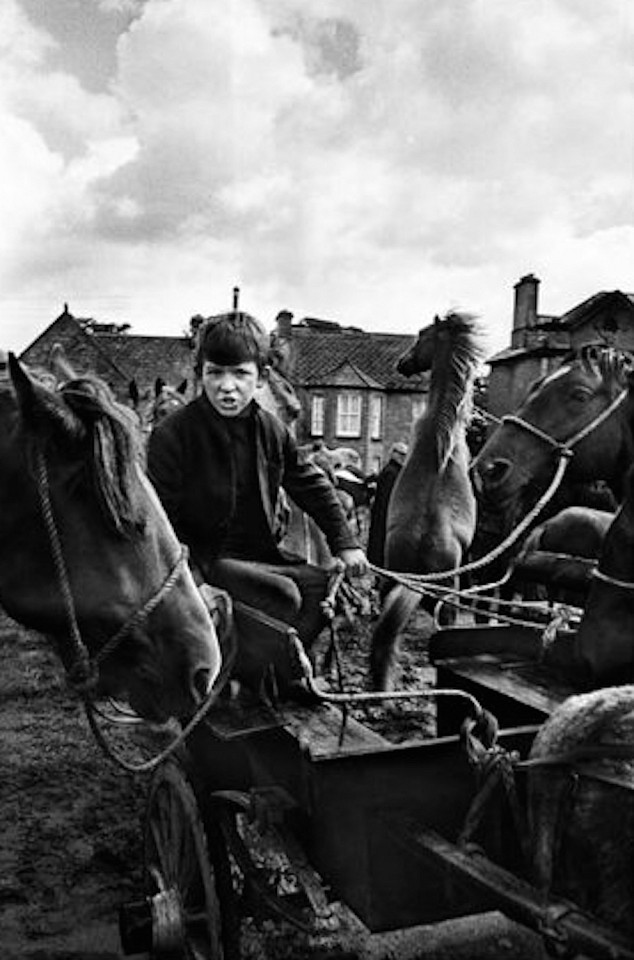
[
  {"xmin": 34, "ymin": 446, "xmax": 215, "ymax": 772},
  {"xmin": 501, "ymin": 385, "xmax": 627, "ymax": 457}
]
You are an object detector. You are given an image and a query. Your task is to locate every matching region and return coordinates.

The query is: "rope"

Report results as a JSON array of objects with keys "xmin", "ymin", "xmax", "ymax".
[
  {"xmin": 369, "ymin": 447, "xmax": 573, "ymax": 587},
  {"xmin": 35, "ymin": 446, "xmax": 219, "ymax": 774},
  {"xmin": 35, "ymin": 449, "xmax": 96, "ymax": 691},
  {"xmin": 591, "ymin": 566, "xmax": 634, "ymax": 591}
]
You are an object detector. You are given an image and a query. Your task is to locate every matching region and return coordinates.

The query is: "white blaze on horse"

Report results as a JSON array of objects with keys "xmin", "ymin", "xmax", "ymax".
[
  {"xmin": 0, "ymin": 351, "xmax": 220, "ymax": 723},
  {"xmin": 370, "ymin": 311, "xmax": 484, "ymax": 691}
]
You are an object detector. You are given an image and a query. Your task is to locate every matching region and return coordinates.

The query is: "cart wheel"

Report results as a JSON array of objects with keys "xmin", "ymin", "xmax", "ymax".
[{"xmin": 144, "ymin": 760, "xmax": 229, "ymax": 959}]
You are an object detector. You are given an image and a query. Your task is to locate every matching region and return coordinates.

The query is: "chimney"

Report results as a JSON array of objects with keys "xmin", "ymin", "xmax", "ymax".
[
  {"xmin": 512, "ymin": 274, "xmax": 540, "ymax": 347},
  {"xmin": 276, "ymin": 309, "xmax": 293, "ymax": 341}
]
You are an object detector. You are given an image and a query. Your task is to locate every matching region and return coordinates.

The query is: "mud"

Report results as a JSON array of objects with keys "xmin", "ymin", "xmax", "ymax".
[{"xmin": 1, "ymin": 602, "xmax": 544, "ymax": 959}]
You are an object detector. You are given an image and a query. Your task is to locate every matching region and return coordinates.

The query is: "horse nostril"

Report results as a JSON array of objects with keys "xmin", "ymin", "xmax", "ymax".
[{"xmin": 193, "ymin": 667, "xmax": 212, "ymax": 699}]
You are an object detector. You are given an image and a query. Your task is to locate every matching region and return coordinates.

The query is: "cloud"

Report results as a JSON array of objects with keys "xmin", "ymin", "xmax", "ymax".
[{"xmin": 2, "ymin": 0, "xmax": 632, "ymax": 357}]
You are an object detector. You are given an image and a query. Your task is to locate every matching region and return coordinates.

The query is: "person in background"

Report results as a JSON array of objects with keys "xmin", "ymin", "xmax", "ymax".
[
  {"xmin": 147, "ymin": 311, "xmax": 368, "ymax": 696},
  {"xmin": 366, "ymin": 441, "xmax": 408, "ymax": 568}
]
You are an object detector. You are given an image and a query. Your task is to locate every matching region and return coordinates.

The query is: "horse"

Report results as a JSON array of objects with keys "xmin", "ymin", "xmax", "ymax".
[
  {"xmin": 128, "ymin": 377, "xmax": 189, "ymax": 434},
  {"xmin": 0, "ymin": 349, "xmax": 220, "ymax": 723},
  {"xmin": 370, "ymin": 311, "xmax": 484, "ymax": 690},
  {"xmin": 472, "ymin": 345, "xmax": 634, "ymax": 547},
  {"xmin": 554, "ymin": 454, "xmax": 634, "ymax": 687},
  {"xmin": 521, "ymin": 506, "xmax": 615, "ymax": 560},
  {"xmin": 527, "ymin": 684, "xmax": 634, "ymax": 939}
]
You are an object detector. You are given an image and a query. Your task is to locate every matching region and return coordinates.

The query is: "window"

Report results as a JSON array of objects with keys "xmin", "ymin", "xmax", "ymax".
[
  {"xmin": 371, "ymin": 455, "xmax": 382, "ymax": 474},
  {"xmin": 369, "ymin": 394, "xmax": 382, "ymax": 439},
  {"xmin": 336, "ymin": 393, "xmax": 362, "ymax": 437},
  {"xmin": 310, "ymin": 395, "xmax": 325, "ymax": 436},
  {"xmin": 412, "ymin": 396, "xmax": 426, "ymax": 421}
]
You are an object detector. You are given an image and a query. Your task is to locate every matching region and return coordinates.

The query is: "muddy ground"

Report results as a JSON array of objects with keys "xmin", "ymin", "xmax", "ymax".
[{"xmin": 1, "ymin": 593, "xmax": 545, "ymax": 960}]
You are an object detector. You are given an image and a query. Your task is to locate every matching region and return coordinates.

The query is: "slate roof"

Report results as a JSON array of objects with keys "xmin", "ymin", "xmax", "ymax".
[
  {"xmin": 20, "ymin": 310, "xmax": 427, "ymax": 396},
  {"xmin": 95, "ymin": 332, "xmax": 192, "ymax": 385},
  {"xmin": 289, "ymin": 324, "xmax": 426, "ymax": 391}
]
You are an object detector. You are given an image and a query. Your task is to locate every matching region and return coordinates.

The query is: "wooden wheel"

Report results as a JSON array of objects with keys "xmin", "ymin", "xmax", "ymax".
[{"xmin": 144, "ymin": 760, "xmax": 226, "ymax": 959}]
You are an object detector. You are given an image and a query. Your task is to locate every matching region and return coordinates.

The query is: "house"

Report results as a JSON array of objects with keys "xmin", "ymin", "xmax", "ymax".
[
  {"xmin": 488, "ymin": 275, "xmax": 634, "ymax": 420},
  {"xmin": 19, "ymin": 304, "xmax": 427, "ymax": 473},
  {"xmin": 272, "ymin": 310, "xmax": 426, "ymax": 473}
]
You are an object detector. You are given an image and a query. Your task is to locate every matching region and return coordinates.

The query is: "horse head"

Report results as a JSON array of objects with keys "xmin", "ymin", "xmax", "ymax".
[
  {"xmin": 0, "ymin": 355, "xmax": 220, "ymax": 723},
  {"xmin": 471, "ymin": 347, "xmax": 634, "ymax": 529}
]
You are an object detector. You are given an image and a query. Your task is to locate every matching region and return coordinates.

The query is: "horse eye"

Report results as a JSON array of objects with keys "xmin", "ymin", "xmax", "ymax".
[{"xmin": 570, "ymin": 388, "xmax": 592, "ymax": 402}]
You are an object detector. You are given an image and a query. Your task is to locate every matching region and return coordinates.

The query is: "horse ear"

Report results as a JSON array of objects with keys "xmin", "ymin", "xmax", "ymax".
[
  {"xmin": 177, "ymin": 379, "xmax": 188, "ymax": 395},
  {"xmin": 8, "ymin": 353, "xmax": 82, "ymax": 438},
  {"xmin": 154, "ymin": 377, "xmax": 165, "ymax": 397},
  {"xmin": 129, "ymin": 380, "xmax": 140, "ymax": 405},
  {"xmin": 48, "ymin": 342, "xmax": 77, "ymax": 383}
]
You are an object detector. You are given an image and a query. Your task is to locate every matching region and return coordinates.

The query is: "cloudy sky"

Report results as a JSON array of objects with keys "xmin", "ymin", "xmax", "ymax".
[{"xmin": 2, "ymin": 0, "xmax": 632, "ymax": 359}]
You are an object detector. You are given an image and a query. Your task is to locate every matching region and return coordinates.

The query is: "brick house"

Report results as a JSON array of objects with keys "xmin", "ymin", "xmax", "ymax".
[
  {"xmin": 488, "ymin": 275, "xmax": 634, "ymax": 420},
  {"xmin": 19, "ymin": 305, "xmax": 427, "ymax": 473},
  {"xmin": 272, "ymin": 310, "xmax": 427, "ymax": 474}
]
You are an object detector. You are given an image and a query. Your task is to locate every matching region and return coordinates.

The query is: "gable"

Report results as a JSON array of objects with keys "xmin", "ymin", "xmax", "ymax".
[{"xmin": 317, "ymin": 360, "xmax": 383, "ymax": 389}]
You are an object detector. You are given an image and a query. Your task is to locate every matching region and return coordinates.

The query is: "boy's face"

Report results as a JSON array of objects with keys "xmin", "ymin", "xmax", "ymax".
[{"xmin": 201, "ymin": 359, "xmax": 262, "ymax": 417}]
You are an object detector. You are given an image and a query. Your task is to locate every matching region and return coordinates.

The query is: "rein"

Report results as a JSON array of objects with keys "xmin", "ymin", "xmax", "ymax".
[
  {"xmin": 591, "ymin": 566, "xmax": 634, "ymax": 591},
  {"xmin": 35, "ymin": 447, "xmax": 214, "ymax": 773}
]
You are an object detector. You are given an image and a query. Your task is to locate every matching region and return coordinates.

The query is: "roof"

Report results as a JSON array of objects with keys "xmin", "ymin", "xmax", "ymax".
[
  {"xmin": 559, "ymin": 290, "xmax": 634, "ymax": 329},
  {"xmin": 20, "ymin": 309, "xmax": 429, "ymax": 396},
  {"xmin": 95, "ymin": 332, "xmax": 192, "ymax": 385},
  {"xmin": 288, "ymin": 325, "xmax": 427, "ymax": 391}
]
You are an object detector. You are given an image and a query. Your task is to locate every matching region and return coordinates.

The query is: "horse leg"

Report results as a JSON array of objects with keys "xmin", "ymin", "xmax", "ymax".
[{"xmin": 369, "ymin": 584, "xmax": 421, "ymax": 691}]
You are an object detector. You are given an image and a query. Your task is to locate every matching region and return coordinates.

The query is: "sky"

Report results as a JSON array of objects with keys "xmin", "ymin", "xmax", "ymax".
[{"xmin": 1, "ymin": 0, "xmax": 633, "ymax": 360}]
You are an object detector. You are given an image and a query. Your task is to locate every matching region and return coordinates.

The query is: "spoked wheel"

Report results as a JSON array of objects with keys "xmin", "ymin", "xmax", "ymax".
[{"xmin": 144, "ymin": 760, "xmax": 230, "ymax": 959}]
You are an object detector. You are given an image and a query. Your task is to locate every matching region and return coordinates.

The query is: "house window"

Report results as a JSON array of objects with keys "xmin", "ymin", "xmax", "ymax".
[
  {"xmin": 369, "ymin": 395, "xmax": 382, "ymax": 439},
  {"xmin": 336, "ymin": 393, "xmax": 362, "ymax": 437},
  {"xmin": 310, "ymin": 395, "xmax": 325, "ymax": 436},
  {"xmin": 412, "ymin": 396, "xmax": 426, "ymax": 421}
]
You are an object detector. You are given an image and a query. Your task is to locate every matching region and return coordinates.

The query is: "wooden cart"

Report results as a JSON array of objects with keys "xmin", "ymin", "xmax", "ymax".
[{"xmin": 119, "ymin": 600, "xmax": 634, "ymax": 960}]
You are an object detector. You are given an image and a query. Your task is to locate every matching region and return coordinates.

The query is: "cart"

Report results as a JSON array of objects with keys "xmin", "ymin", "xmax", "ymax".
[{"xmin": 118, "ymin": 594, "xmax": 634, "ymax": 960}]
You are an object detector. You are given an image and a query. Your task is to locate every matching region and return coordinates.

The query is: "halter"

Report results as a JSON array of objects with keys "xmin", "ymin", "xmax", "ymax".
[
  {"xmin": 34, "ymin": 447, "xmax": 216, "ymax": 772},
  {"xmin": 501, "ymin": 386, "xmax": 627, "ymax": 456}
]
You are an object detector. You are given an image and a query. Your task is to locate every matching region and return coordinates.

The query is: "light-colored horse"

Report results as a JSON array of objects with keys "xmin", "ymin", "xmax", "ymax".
[
  {"xmin": 370, "ymin": 312, "xmax": 484, "ymax": 690},
  {"xmin": 0, "ymin": 349, "xmax": 220, "ymax": 723}
]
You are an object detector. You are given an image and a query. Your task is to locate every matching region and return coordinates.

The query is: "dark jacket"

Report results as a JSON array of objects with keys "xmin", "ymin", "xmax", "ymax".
[
  {"xmin": 366, "ymin": 457, "xmax": 403, "ymax": 566},
  {"xmin": 147, "ymin": 394, "xmax": 358, "ymax": 566}
]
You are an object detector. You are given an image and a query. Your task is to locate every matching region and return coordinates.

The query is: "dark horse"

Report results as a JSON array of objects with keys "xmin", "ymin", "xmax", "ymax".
[
  {"xmin": 0, "ymin": 350, "xmax": 220, "ymax": 722},
  {"xmin": 370, "ymin": 312, "xmax": 484, "ymax": 690},
  {"xmin": 472, "ymin": 345, "xmax": 634, "ymax": 543}
]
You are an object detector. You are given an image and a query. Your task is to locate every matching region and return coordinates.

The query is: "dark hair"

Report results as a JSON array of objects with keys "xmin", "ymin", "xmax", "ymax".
[{"xmin": 195, "ymin": 312, "xmax": 270, "ymax": 374}]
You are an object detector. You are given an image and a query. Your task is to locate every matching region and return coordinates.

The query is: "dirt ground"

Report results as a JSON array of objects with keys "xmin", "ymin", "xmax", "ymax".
[{"xmin": 1, "ymin": 594, "xmax": 545, "ymax": 960}]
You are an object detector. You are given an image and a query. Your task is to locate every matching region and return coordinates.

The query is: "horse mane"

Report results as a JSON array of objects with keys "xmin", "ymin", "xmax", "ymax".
[
  {"xmin": 578, "ymin": 343, "xmax": 634, "ymax": 389},
  {"xmin": 421, "ymin": 311, "xmax": 484, "ymax": 468},
  {"xmin": 57, "ymin": 376, "xmax": 145, "ymax": 537}
]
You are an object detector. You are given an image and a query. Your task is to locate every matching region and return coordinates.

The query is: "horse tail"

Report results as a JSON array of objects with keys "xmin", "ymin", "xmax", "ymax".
[{"xmin": 369, "ymin": 583, "xmax": 421, "ymax": 691}]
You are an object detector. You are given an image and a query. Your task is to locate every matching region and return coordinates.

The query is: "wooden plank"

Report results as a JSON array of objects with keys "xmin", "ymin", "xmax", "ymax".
[
  {"xmin": 435, "ymin": 654, "xmax": 575, "ymax": 716},
  {"xmin": 388, "ymin": 824, "xmax": 634, "ymax": 960},
  {"xmin": 278, "ymin": 701, "xmax": 389, "ymax": 757}
]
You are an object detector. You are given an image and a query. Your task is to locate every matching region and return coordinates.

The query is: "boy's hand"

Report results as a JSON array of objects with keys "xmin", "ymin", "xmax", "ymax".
[{"xmin": 336, "ymin": 547, "xmax": 369, "ymax": 578}]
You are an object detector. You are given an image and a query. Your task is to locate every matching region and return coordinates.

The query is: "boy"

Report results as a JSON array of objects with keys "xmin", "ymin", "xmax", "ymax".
[{"xmin": 147, "ymin": 311, "xmax": 368, "ymax": 665}]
